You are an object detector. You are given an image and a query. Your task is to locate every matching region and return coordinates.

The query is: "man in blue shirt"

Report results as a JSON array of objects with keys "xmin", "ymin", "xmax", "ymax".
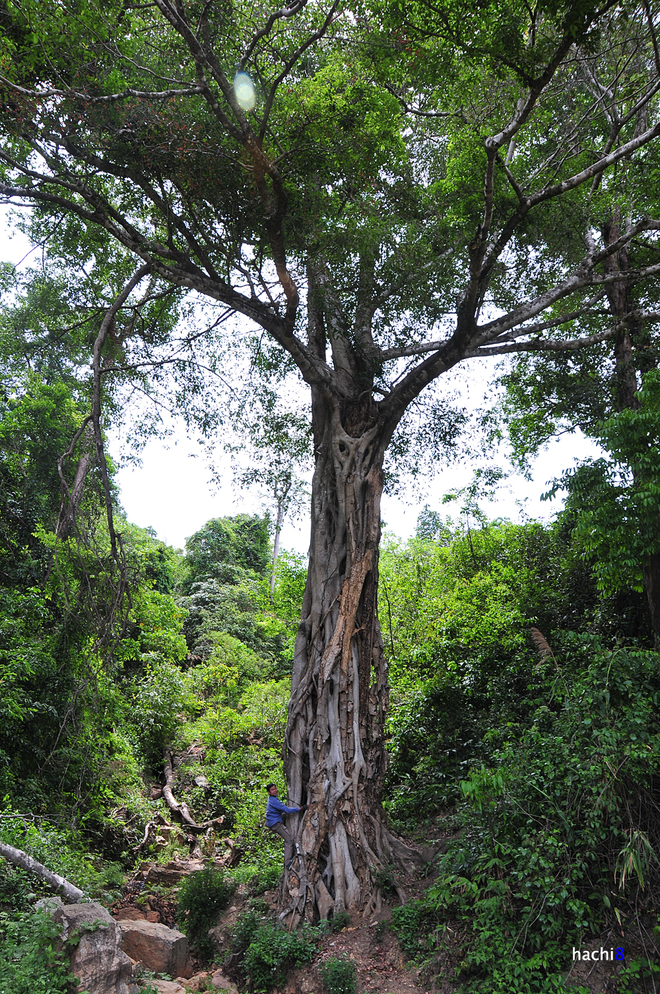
[{"xmin": 265, "ymin": 783, "xmax": 306, "ymax": 868}]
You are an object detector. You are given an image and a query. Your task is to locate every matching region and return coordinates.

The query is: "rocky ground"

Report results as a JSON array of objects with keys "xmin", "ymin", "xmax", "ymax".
[{"xmin": 106, "ymin": 830, "xmax": 448, "ymax": 994}]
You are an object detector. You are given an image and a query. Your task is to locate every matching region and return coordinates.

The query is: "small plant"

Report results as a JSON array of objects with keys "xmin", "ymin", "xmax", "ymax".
[
  {"xmin": 176, "ymin": 867, "xmax": 236, "ymax": 962},
  {"xmin": 373, "ymin": 863, "xmax": 397, "ymax": 898},
  {"xmin": 228, "ymin": 900, "xmax": 271, "ymax": 957},
  {"xmin": 321, "ymin": 955, "xmax": 357, "ymax": 994},
  {"xmin": 329, "ymin": 908, "xmax": 351, "ymax": 932},
  {"xmin": 246, "ymin": 864, "xmax": 281, "ymax": 895}
]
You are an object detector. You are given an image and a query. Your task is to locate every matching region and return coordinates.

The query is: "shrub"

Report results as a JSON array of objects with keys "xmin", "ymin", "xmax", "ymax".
[
  {"xmin": 0, "ymin": 909, "xmax": 74, "ymax": 994},
  {"xmin": 329, "ymin": 908, "xmax": 351, "ymax": 932},
  {"xmin": 176, "ymin": 868, "xmax": 236, "ymax": 962},
  {"xmin": 321, "ymin": 956, "xmax": 357, "ymax": 994},
  {"xmin": 241, "ymin": 922, "xmax": 317, "ymax": 993},
  {"xmin": 229, "ymin": 905, "xmax": 317, "ymax": 993}
]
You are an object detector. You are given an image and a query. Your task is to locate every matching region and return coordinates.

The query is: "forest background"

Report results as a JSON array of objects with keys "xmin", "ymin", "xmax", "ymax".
[{"xmin": 1, "ymin": 0, "xmax": 660, "ymax": 992}]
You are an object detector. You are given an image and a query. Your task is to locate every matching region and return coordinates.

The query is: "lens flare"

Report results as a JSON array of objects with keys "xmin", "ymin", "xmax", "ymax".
[{"xmin": 234, "ymin": 72, "xmax": 256, "ymax": 112}]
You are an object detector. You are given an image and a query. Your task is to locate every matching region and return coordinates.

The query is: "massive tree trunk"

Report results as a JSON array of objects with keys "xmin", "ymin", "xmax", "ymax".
[{"xmin": 281, "ymin": 388, "xmax": 416, "ymax": 922}]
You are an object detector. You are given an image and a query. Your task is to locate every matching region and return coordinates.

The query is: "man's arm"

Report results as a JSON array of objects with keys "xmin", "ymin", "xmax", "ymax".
[{"xmin": 269, "ymin": 796, "xmax": 299, "ymax": 815}]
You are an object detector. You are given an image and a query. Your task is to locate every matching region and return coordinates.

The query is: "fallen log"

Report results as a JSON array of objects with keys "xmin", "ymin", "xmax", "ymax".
[
  {"xmin": 162, "ymin": 750, "xmax": 224, "ymax": 832},
  {"xmin": 0, "ymin": 840, "xmax": 84, "ymax": 903}
]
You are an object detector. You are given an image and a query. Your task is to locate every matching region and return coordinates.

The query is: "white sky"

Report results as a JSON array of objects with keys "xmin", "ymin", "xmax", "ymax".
[
  {"xmin": 110, "ymin": 399, "xmax": 599, "ymax": 553},
  {"xmin": 1, "ymin": 214, "xmax": 600, "ymax": 554}
]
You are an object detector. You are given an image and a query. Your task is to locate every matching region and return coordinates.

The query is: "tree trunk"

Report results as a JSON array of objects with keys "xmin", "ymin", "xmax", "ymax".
[
  {"xmin": 603, "ymin": 211, "xmax": 660, "ymax": 647},
  {"xmin": 269, "ymin": 502, "xmax": 285, "ymax": 601},
  {"xmin": 0, "ymin": 840, "xmax": 84, "ymax": 903},
  {"xmin": 281, "ymin": 391, "xmax": 417, "ymax": 923},
  {"xmin": 642, "ymin": 554, "xmax": 660, "ymax": 650}
]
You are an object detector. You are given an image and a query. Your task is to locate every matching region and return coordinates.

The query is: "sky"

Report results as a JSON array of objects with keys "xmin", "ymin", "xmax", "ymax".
[
  {"xmin": 110, "ymin": 406, "xmax": 599, "ymax": 553},
  {"xmin": 2, "ymin": 213, "xmax": 600, "ymax": 555}
]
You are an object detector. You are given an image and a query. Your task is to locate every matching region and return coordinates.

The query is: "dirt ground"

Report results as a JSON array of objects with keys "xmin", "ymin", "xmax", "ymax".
[{"xmin": 281, "ymin": 912, "xmax": 433, "ymax": 994}]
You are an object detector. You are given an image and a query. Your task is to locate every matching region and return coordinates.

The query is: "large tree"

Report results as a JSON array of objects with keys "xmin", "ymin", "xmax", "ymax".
[{"xmin": 1, "ymin": 0, "xmax": 660, "ymax": 919}]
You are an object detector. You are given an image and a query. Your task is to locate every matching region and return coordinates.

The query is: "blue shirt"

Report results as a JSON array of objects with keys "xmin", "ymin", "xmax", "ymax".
[{"xmin": 266, "ymin": 794, "xmax": 298, "ymax": 827}]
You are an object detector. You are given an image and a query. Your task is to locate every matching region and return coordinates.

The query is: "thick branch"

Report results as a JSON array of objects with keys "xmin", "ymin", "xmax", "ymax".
[
  {"xmin": 92, "ymin": 266, "xmax": 151, "ymax": 557},
  {"xmin": 0, "ymin": 76, "xmax": 203, "ymax": 103},
  {"xmin": 0, "ymin": 841, "xmax": 84, "ymax": 903}
]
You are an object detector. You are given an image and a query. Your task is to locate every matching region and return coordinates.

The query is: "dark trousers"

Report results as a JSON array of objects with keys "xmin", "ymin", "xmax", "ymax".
[{"xmin": 268, "ymin": 820, "xmax": 294, "ymax": 864}]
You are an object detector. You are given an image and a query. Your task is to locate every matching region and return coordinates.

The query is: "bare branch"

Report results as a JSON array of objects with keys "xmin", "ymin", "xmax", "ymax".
[
  {"xmin": 0, "ymin": 75, "xmax": 204, "ymax": 103},
  {"xmin": 241, "ymin": 0, "xmax": 311, "ymax": 67}
]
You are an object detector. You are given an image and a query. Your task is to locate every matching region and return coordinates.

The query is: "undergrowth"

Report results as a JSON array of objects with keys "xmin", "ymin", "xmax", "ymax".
[
  {"xmin": 228, "ymin": 902, "xmax": 318, "ymax": 993},
  {"xmin": 321, "ymin": 955, "xmax": 357, "ymax": 994},
  {"xmin": 0, "ymin": 909, "xmax": 75, "ymax": 994},
  {"xmin": 391, "ymin": 639, "xmax": 660, "ymax": 993},
  {"xmin": 176, "ymin": 867, "xmax": 237, "ymax": 962}
]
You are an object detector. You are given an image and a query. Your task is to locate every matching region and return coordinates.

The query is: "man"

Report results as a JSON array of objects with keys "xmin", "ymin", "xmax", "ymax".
[{"xmin": 265, "ymin": 783, "xmax": 306, "ymax": 869}]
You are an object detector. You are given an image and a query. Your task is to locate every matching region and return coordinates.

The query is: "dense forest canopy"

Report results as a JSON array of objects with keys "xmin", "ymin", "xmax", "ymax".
[{"xmin": 1, "ymin": 0, "xmax": 660, "ymax": 949}]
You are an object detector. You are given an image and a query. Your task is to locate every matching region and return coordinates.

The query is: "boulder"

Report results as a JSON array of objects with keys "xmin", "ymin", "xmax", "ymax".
[
  {"xmin": 144, "ymin": 982, "xmax": 186, "ymax": 994},
  {"xmin": 145, "ymin": 859, "xmax": 205, "ymax": 885},
  {"xmin": 40, "ymin": 899, "xmax": 133, "ymax": 994},
  {"xmin": 210, "ymin": 970, "xmax": 240, "ymax": 993},
  {"xmin": 175, "ymin": 973, "xmax": 209, "ymax": 992},
  {"xmin": 114, "ymin": 907, "xmax": 146, "ymax": 922},
  {"xmin": 119, "ymin": 919, "xmax": 193, "ymax": 978}
]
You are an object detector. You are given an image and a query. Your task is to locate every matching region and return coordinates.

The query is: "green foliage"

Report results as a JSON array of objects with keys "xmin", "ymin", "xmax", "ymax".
[
  {"xmin": 0, "ymin": 813, "xmax": 120, "ymax": 900},
  {"xmin": 0, "ymin": 909, "xmax": 74, "ymax": 994},
  {"xmin": 234, "ymin": 913, "xmax": 318, "ymax": 993},
  {"xmin": 128, "ymin": 659, "xmax": 198, "ymax": 766},
  {"xmin": 0, "ymin": 376, "xmax": 91, "ymax": 587},
  {"xmin": 321, "ymin": 956, "xmax": 357, "ymax": 994},
  {"xmin": 182, "ymin": 516, "xmax": 271, "ymax": 592},
  {"xmin": 557, "ymin": 370, "xmax": 660, "ymax": 597},
  {"xmin": 391, "ymin": 639, "xmax": 660, "ymax": 993},
  {"xmin": 329, "ymin": 909, "xmax": 351, "ymax": 932},
  {"xmin": 176, "ymin": 868, "xmax": 236, "ymax": 962}
]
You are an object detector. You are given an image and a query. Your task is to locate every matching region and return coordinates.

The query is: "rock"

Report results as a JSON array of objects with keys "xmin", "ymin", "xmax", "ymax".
[
  {"xmin": 145, "ymin": 910, "xmax": 161, "ymax": 922},
  {"xmin": 45, "ymin": 900, "xmax": 133, "ymax": 994},
  {"xmin": 211, "ymin": 970, "xmax": 240, "ymax": 992},
  {"xmin": 146, "ymin": 859, "xmax": 205, "ymax": 885},
  {"xmin": 175, "ymin": 972, "xmax": 209, "ymax": 991},
  {"xmin": 143, "ymin": 982, "xmax": 186, "ymax": 994},
  {"xmin": 119, "ymin": 919, "xmax": 193, "ymax": 978},
  {"xmin": 207, "ymin": 924, "xmax": 225, "ymax": 954},
  {"xmin": 114, "ymin": 907, "xmax": 146, "ymax": 921}
]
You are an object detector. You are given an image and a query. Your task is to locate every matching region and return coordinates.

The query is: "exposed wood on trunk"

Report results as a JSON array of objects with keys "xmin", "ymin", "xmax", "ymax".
[
  {"xmin": 56, "ymin": 422, "xmax": 95, "ymax": 540},
  {"xmin": 269, "ymin": 501, "xmax": 285, "ymax": 601},
  {"xmin": 0, "ymin": 841, "xmax": 84, "ymax": 903}
]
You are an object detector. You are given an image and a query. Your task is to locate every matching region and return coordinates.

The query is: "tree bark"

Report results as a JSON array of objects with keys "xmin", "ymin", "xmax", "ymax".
[
  {"xmin": 281, "ymin": 389, "xmax": 418, "ymax": 923},
  {"xmin": 269, "ymin": 502, "xmax": 285, "ymax": 601},
  {"xmin": 642, "ymin": 554, "xmax": 660, "ymax": 651},
  {"xmin": 0, "ymin": 840, "xmax": 84, "ymax": 903}
]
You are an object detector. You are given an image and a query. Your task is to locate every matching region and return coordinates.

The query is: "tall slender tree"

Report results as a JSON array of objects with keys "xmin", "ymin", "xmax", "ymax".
[{"xmin": 1, "ymin": 0, "xmax": 660, "ymax": 918}]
